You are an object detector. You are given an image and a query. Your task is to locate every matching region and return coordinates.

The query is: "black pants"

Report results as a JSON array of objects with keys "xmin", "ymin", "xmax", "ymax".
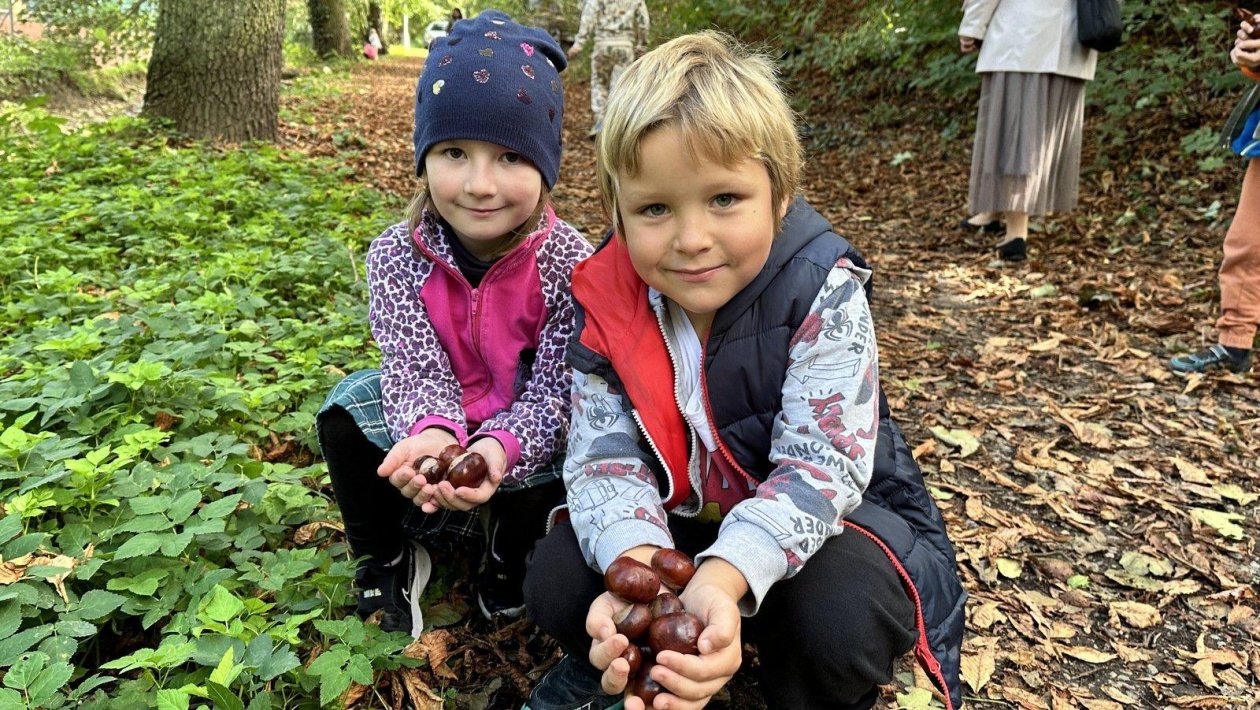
[
  {"xmin": 523, "ymin": 519, "xmax": 918, "ymax": 710},
  {"xmin": 318, "ymin": 404, "xmax": 562, "ymax": 578}
]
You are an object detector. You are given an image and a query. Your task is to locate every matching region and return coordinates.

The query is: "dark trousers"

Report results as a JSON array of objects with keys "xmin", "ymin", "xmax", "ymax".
[
  {"xmin": 523, "ymin": 519, "xmax": 918, "ymax": 710},
  {"xmin": 318, "ymin": 404, "xmax": 561, "ymax": 579}
]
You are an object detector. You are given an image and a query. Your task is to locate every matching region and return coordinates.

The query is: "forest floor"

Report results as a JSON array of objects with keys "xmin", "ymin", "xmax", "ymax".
[{"xmin": 264, "ymin": 54, "xmax": 1259, "ymax": 709}]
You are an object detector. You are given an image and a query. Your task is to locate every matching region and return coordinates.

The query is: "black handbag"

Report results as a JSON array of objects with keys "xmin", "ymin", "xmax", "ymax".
[{"xmin": 1077, "ymin": 0, "xmax": 1123, "ymax": 52}]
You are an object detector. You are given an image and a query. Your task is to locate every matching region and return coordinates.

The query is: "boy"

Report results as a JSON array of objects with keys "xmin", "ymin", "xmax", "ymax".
[{"xmin": 523, "ymin": 32, "xmax": 966, "ymax": 710}]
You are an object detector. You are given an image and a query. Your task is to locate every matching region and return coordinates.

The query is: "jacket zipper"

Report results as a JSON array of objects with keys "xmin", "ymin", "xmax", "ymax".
[{"xmin": 648, "ymin": 298, "xmax": 701, "ymax": 517}]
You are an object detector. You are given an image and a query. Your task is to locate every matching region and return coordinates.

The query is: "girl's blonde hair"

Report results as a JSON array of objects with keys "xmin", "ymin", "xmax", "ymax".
[{"xmin": 595, "ymin": 31, "xmax": 803, "ymax": 234}]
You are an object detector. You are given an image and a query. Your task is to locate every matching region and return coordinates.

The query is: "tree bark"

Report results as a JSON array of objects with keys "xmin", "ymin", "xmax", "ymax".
[
  {"xmin": 142, "ymin": 0, "xmax": 285, "ymax": 142},
  {"xmin": 367, "ymin": 1, "xmax": 388, "ymax": 54},
  {"xmin": 307, "ymin": 0, "xmax": 350, "ymax": 58}
]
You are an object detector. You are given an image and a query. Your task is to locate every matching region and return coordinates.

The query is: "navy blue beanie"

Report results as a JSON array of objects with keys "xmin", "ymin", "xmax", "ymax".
[{"xmin": 413, "ymin": 10, "xmax": 567, "ymax": 188}]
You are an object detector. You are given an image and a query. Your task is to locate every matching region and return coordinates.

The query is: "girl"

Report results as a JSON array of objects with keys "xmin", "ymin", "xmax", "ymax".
[{"xmin": 317, "ymin": 10, "xmax": 592, "ymax": 636}]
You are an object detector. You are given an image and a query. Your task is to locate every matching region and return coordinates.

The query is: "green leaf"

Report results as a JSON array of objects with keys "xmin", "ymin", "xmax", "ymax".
[
  {"xmin": 200, "ymin": 585, "xmax": 245, "ymax": 624},
  {"xmin": 0, "ymin": 689, "xmax": 25, "ymax": 710},
  {"xmin": 73, "ymin": 589, "xmax": 127, "ymax": 621},
  {"xmin": 255, "ymin": 645, "xmax": 300, "ymax": 681},
  {"xmin": 208, "ymin": 645, "xmax": 239, "ymax": 686},
  {"xmin": 204, "ymin": 681, "xmax": 245, "ymax": 710},
  {"xmin": 155, "ymin": 688, "xmax": 191, "ymax": 710},
  {"xmin": 0, "ymin": 516, "xmax": 21, "ymax": 545},
  {"xmin": 1191, "ymin": 508, "xmax": 1245, "ymax": 540},
  {"xmin": 346, "ymin": 653, "xmax": 374, "ymax": 685},
  {"xmin": 0, "ymin": 625, "xmax": 54, "ymax": 666},
  {"xmin": 2, "ymin": 651, "xmax": 47, "ymax": 690},
  {"xmin": 114, "ymin": 532, "xmax": 165, "ymax": 560},
  {"xmin": 27, "ymin": 660, "xmax": 74, "ymax": 705},
  {"xmin": 198, "ymin": 494, "xmax": 242, "ymax": 520},
  {"xmin": 0, "ymin": 602, "xmax": 20, "ymax": 639}
]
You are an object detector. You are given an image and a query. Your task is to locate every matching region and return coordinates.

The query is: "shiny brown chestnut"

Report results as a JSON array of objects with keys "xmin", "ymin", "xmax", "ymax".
[
  {"xmin": 626, "ymin": 665, "xmax": 663, "ymax": 705},
  {"xmin": 437, "ymin": 443, "xmax": 465, "ymax": 471},
  {"xmin": 650, "ymin": 548, "xmax": 695, "ymax": 590},
  {"xmin": 604, "ymin": 557, "xmax": 660, "ymax": 604},
  {"xmin": 412, "ymin": 455, "xmax": 443, "ymax": 484},
  {"xmin": 446, "ymin": 451, "xmax": 488, "ymax": 488},
  {"xmin": 649, "ymin": 591, "xmax": 684, "ymax": 618},
  {"xmin": 647, "ymin": 611, "xmax": 704, "ymax": 656},
  {"xmin": 619, "ymin": 644, "xmax": 643, "ymax": 677},
  {"xmin": 613, "ymin": 603, "xmax": 652, "ymax": 640}
]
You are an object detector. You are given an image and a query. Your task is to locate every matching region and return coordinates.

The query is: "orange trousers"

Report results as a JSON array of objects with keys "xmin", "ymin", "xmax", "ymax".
[{"xmin": 1217, "ymin": 158, "xmax": 1260, "ymax": 349}]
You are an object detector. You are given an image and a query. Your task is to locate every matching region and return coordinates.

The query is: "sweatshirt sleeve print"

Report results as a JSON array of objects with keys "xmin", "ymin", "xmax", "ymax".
[
  {"xmin": 565, "ymin": 370, "xmax": 674, "ymax": 572},
  {"xmin": 698, "ymin": 260, "xmax": 880, "ymax": 614},
  {"xmin": 367, "ymin": 226, "xmax": 467, "ymax": 442},
  {"xmin": 475, "ymin": 226, "xmax": 594, "ymax": 483}
]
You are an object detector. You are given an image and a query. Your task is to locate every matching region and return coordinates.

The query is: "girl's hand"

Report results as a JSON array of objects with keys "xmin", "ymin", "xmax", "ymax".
[
  {"xmin": 378, "ymin": 429, "xmax": 460, "ymax": 504},
  {"xmin": 959, "ymin": 35, "xmax": 979, "ymax": 53},
  {"xmin": 642, "ymin": 580, "xmax": 743, "ymax": 710},
  {"xmin": 424, "ymin": 436, "xmax": 507, "ymax": 512}
]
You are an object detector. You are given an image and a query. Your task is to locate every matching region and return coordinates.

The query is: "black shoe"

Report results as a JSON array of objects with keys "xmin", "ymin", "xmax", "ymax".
[
  {"xmin": 996, "ymin": 237, "xmax": 1027, "ymax": 261},
  {"xmin": 522, "ymin": 655, "xmax": 625, "ymax": 710},
  {"xmin": 354, "ymin": 554, "xmax": 411, "ymax": 633},
  {"xmin": 959, "ymin": 217, "xmax": 1005, "ymax": 235},
  {"xmin": 477, "ymin": 518, "xmax": 526, "ymax": 620},
  {"xmin": 355, "ymin": 543, "xmax": 431, "ymax": 636},
  {"xmin": 1169, "ymin": 344, "xmax": 1253, "ymax": 374}
]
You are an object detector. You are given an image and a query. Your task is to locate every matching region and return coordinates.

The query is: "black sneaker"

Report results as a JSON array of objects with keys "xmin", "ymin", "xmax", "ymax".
[
  {"xmin": 476, "ymin": 517, "xmax": 526, "ymax": 620},
  {"xmin": 355, "ymin": 542, "xmax": 431, "ymax": 636},
  {"xmin": 1169, "ymin": 344, "xmax": 1253, "ymax": 374},
  {"xmin": 522, "ymin": 655, "xmax": 624, "ymax": 710},
  {"xmin": 354, "ymin": 554, "xmax": 411, "ymax": 633}
]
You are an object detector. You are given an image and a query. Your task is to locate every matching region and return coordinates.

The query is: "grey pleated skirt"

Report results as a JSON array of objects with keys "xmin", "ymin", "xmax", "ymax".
[{"xmin": 968, "ymin": 71, "xmax": 1086, "ymax": 216}]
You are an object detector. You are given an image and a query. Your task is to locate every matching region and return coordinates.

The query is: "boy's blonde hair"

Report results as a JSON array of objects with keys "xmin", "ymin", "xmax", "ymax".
[{"xmin": 595, "ymin": 31, "xmax": 803, "ymax": 233}]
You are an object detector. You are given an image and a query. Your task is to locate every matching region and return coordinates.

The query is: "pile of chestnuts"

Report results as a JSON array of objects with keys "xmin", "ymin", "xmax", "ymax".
[
  {"xmin": 1239, "ymin": 7, "xmax": 1260, "ymax": 38},
  {"xmin": 412, "ymin": 443, "xmax": 488, "ymax": 489},
  {"xmin": 603, "ymin": 549, "xmax": 702, "ymax": 705}
]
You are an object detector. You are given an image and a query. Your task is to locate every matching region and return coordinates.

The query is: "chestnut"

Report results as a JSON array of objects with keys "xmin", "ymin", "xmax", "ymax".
[
  {"xmin": 649, "ymin": 591, "xmax": 684, "ymax": 618},
  {"xmin": 650, "ymin": 548, "xmax": 695, "ymax": 590},
  {"xmin": 446, "ymin": 451, "xmax": 488, "ymax": 488},
  {"xmin": 613, "ymin": 603, "xmax": 652, "ymax": 640},
  {"xmin": 604, "ymin": 557, "xmax": 660, "ymax": 604},
  {"xmin": 619, "ymin": 644, "xmax": 643, "ymax": 677},
  {"xmin": 437, "ymin": 443, "xmax": 465, "ymax": 471},
  {"xmin": 412, "ymin": 455, "xmax": 443, "ymax": 484},
  {"xmin": 647, "ymin": 611, "xmax": 703, "ymax": 656},
  {"xmin": 1239, "ymin": 8, "xmax": 1260, "ymax": 39},
  {"xmin": 626, "ymin": 664, "xmax": 663, "ymax": 705}
]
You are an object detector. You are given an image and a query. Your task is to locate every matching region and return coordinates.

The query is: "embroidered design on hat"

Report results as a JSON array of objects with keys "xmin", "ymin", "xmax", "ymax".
[
  {"xmin": 517, "ymin": 88, "xmax": 532, "ymax": 105},
  {"xmin": 438, "ymin": 55, "xmax": 452, "ymax": 67},
  {"xmin": 484, "ymin": 31, "xmax": 501, "ymax": 40},
  {"xmin": 521, "ymin": 43, "xmax": 535, "ymax": 56},
  {"xmin": 548, "ymin": 107, "xmax": 555, "ymax": 122},
  {"xmin": 550, "ymin": 79, "xmax": 560, "ymax": 94},
  {"xmin": 491, "ymin": 19, "xmax": 505, "ymax": 24},
  {"xmin": 473, "ymin": 69, "xmax": 490, "ymax": 83},
  {"xmin": 522, "ymin": 65, "xmax": 535, "ymax": 79},
  {"xmin": 432, "ymin": 79, "xmax": 445, "ymax": 94},
  {"xmin": 479, "ymin": 48, "xmax": 494, "ymax": 57}
]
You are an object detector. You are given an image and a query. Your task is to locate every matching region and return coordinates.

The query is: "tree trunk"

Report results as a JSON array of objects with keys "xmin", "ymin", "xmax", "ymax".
[
  {"xmin": 367, "ymin": 1, "xmax": 388, "ymax": 54},
  {"xmin": 142, "ymin": 0, "xmax": 285, "ymax": 142},
  {"xmin": 401, "ymin": 15, "xmax": 410, "ymax": 49},
  {"xmin": 307, "ymin": 0, "xmax": 350, "ymax": 58}
]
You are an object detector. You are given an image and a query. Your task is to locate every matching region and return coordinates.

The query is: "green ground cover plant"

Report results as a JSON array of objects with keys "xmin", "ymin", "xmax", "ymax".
[{"xmin": 0, "ymin": 105, "xmax": 426, "ymax": 708}]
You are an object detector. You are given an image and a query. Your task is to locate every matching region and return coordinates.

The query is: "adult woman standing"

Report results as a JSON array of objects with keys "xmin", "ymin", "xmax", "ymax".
[{"xmin": 958, "ymin": 0, "xmax": 1099, "ymax": 261}]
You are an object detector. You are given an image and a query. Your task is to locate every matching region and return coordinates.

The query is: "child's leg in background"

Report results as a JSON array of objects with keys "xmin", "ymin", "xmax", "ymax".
[
  {"xmin": 742, "ymin": 530, "xmax": 917, "ymax": 710},
  {"xmin": 522, "ymin": 519, "xmax": 609, "ymax": 658},
  {"xmin": 480, "ymin": 477, "xmax": 565, "ymax": 618},
  {"xmin": 1216, "ymin": 158, "xmax": 1260, "ymax": 350}
]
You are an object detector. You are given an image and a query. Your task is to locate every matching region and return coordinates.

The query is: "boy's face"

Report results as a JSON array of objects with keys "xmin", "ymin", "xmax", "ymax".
[{"xmin": 617, "ymin": 126, "xmax": 786, "ymax": 335}]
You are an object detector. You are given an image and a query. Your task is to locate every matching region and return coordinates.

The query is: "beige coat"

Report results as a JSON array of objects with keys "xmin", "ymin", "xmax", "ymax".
[{"xmin": 959, "ymin": 0, "xmax": 1098, "ymax": 80}]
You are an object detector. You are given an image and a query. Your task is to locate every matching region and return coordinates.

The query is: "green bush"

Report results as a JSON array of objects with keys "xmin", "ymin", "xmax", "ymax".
[{"xmin": 0, "ymin": 106, "xmax": 422, "ymax": 707}]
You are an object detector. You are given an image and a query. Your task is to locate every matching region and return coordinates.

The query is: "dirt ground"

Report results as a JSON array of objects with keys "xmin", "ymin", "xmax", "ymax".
[{"xmin": 51, "ymin": 53, "xmax": 1257, "ymax": 709}]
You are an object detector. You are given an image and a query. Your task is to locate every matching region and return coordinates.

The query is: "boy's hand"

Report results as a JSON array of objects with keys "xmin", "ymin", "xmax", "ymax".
[
  {"xmin": 379, "ymin": 428, "xmax": 459, "ymax": 505},
  {"xmin": 424, "ymin": 437, "xmax": 507, "ymax": 512},
  {"xmin": 643, "ymin": 580, "xmax": 742, "ymax": 709},
  {"xmin": 586, "ymin": 591, "xmax": 635, "ymax": 696},
  {"xmin": 1233, "ymin": 24, "xmax": 1260, "ymax": 69}
]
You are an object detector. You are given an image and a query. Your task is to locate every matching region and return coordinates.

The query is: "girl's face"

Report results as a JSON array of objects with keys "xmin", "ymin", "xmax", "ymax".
[{"xmin": 424, "ymin": 139, "xmax": 544, "ymax": 260}]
